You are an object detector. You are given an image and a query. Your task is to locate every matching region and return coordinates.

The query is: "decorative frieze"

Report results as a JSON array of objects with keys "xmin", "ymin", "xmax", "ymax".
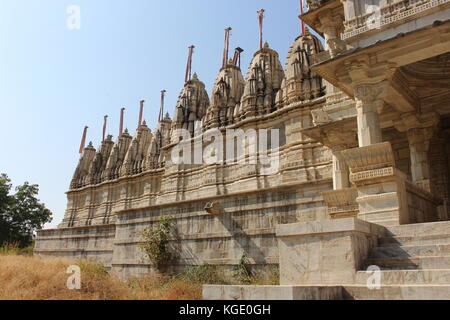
[
  {"xmin": 342, "ymin": 142, "xmax": 395, "ymax": 173},
  {"xmin": 322, "ymin": 187, "xmax": 359, "ymax": 218}
]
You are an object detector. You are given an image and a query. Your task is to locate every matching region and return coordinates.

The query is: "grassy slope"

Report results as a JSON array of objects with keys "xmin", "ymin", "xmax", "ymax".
[{"xmin": 0, "ymin": 255, "xmax": 202, "ymax": 300}]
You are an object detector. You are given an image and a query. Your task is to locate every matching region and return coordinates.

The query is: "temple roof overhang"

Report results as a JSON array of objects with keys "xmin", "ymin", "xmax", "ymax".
[
  {"xmin": 301, "ymin": 117, "xmax": 358, "ymax": 149},
  {"xmin": 312, "ymin": 20, "xmax": 450, "ymax": 115},
  {"xmin": 300, "ymin": 0, "xmax": 343, "ymax": 37}
]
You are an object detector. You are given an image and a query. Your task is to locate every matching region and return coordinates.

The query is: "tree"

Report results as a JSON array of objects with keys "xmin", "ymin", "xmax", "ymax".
[{"xmin": 0, "ymin": 173, "xmax": 53, "ymax": 247}]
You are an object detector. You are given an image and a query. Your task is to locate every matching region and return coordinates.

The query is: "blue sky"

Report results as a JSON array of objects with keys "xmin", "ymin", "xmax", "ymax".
[{"xmin": 0, "ymin": 0, "xmax": 312, "ymax": 228}]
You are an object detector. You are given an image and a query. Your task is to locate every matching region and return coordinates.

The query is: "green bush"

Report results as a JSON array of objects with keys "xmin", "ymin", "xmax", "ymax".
[
  {"xmin": 78, "ymin": 260, "xmax": 108, "ymax": 277},
  {"xmin": 232, "ymin": 253, "xmax": 260, "ymax": 285},
  {"xmin": 139, "ymin": 216, "xmax": 176, "ymax": 271},
  {"xmin": 177, "ymin": 264, "xmax": 229, "ymax": 285}
]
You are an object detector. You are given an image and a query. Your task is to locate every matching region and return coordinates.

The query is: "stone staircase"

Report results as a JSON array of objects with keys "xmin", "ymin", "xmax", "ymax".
[{"xmin": 343, "ymin": 221, "xmax": 450, "ymax": 300}]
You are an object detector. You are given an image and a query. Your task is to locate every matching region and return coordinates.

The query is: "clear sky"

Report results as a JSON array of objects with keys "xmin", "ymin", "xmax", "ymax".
[{"xmin": 0, "ymin": 0, "xmax": 311, "ymax": 228}]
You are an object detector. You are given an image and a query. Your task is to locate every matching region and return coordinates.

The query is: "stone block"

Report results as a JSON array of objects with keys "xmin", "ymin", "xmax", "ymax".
[{"xmin": 275, "ymin": 218, "xmax": 385, "ymax": 285}]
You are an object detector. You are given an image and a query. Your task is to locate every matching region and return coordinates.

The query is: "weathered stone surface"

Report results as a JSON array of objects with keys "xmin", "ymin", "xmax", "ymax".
[
  {"xmin": 203, "ymin": 285, "xmax": 343, "ymax": 300},
  {"xmin": 276, "ymin": 218, "xmax": 385, "ymax": 285}
]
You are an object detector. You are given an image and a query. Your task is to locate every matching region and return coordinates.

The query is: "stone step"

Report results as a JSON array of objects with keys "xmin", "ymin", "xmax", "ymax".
[
  {"xmin": 384, "ymin": 221, "xmax": 450, "ymax": 238},
  {"xmin": 343, "ymin": 285, "xmax": 450, "ymax": 300},
  {"xmin": 378, "ymin": 234, "xmax": 450, "ymax": 247},
  {"xmin": 365, "ymin": 256, "xmax": 450, "ymax": 270},
  {"xmin": 203, "ymin": 285, "xmax": 343, "ymax": 300},
  {"xmin": 356, "ymin": 270, "xmax": 450, "ymax": 285},
  {"xmin": 369, "ymin": 244, "xmax": 450, "ymax": 259}
]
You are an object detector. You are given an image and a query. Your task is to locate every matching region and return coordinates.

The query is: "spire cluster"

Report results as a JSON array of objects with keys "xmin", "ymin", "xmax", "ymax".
[{"xmin": 71, "ymin": 10, "xmax": 324, "ymax": 190}]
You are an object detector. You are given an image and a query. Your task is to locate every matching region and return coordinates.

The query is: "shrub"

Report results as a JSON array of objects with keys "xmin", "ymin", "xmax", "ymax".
[
  {"xmin": 232, "ymin": 253, "xmax": 259, "ymax": 285},
  {"xmin": 139, "ymin": 215, "xmax": 176, "ymax": 271},
  {"xmin": 177, "ymin": 264, "xmax": 229, "ymax": 285}
]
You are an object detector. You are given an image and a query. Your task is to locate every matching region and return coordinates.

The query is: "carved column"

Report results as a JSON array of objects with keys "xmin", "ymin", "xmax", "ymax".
[
  {"xmin": 322, "ymin": 131, "xmax": 358, "ymax": 219},
  {"xmin": 332, "ymin": 146, "xmax": 350, "ymax": 190},
  {"xmin": 407, "ymin": 127, "xmax": 434, "ymax": 192},
  {"xmin": 319, "ymin": 13, "xmax": 345, "ymax": 58},
  {"xmin": 354, "ymin": 83, "xmax": 385, "ymax": 147},
  {"xmin": 394, "ymin": 112, "xmax": 439, "ymax": 193},
  {"xmin": 318, "ymin": 12, "xmax": 345, "ymax": 96}
]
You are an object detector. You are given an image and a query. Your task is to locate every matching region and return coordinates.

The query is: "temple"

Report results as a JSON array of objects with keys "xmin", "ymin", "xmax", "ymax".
[{"xmin": 35, "ymin": 1, "xmax": 450, "ymax": 299}]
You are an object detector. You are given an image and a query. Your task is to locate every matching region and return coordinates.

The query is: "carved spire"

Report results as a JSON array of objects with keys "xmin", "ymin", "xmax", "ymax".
[
  {"xmin": 278, "ymin": 31, "xmax": 325, "ymax": 105},
  {"xmin": 71, "ymin": 139, "xmax": 96, "ymax": 189},
  {"xmin": 173, "ymin": 72, "xmax": 209, "ymax": 137},
  {"xmin": 239, "ymin": 43, "xmax": 285, "ymax": 118},
  {"xmin": 121, "ymin": 120, "xmax": 153, "ymax": 176}
]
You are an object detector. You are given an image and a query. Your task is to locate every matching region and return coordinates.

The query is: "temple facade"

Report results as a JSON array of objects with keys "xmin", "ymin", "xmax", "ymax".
[{"xmin": 35, "ymin": 0, "xmax": 450, "ymax": 299}]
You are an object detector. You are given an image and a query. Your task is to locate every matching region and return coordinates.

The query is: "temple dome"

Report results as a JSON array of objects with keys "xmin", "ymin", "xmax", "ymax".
[
  {"xmin": 237, "ymin": 42, "xmax": 285, "ymax": 119},
  {"xmin": 173, "ymin": 73, "xmax": 209, "ymax": 137},
  {"xmin": 204, "ymin": 61, "xmax": 245, "ymax": 129},
  {"xmin": 278, "ymin": 30, "xmax": 325, "ymax": 105}
]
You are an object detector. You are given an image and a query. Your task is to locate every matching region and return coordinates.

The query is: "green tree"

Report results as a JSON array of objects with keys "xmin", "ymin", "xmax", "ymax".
[{"xmin": 0, "ymin": 173, "xmax": 52, "ymax": 247}]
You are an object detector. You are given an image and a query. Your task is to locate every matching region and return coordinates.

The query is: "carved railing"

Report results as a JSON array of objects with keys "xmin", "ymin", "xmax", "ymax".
[{"xmin": 342, "ymin": 0, "xmax": 450, "ymax": 40}]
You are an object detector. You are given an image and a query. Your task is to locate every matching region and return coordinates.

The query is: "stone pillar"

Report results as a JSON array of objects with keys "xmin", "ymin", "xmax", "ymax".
[
  {"xmin": 319, "ymin": 14, "xmax": 345, "ymax": 96},
  {"xmin": 354, "ymin": 84, "xmax": 385, "ymax": 147},
  {"xmin": 332, "ymin": 148, "xmax": 350, "ymax": 190},
  {"xmin": 394, "ymin": 112, "xmax": 439, "ymax": 193},
  {"xmin": 342, "ymin": 142, "xmax": 410, "ymax": 226},
  {"xmin": 322, "ymin": 133, "xmax": 358, "ymax": 219},
  {"xmin": 319, "ymin": 12, "xmax": 345, "ymax": 58},
  {"xmin": 407, "ymin": 127, "xmax": 433, "ymax": 192}
]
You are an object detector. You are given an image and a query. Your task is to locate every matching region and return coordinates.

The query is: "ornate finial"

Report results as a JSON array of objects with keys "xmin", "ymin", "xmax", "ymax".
[
  {"xmin": 264, "ymin": 42, "xmax": 269, "ymax": 49},
  {"xmin": 159, "ymin": 89, "xmax": 167, "ymax": 122},
  {"xmin": 192, "ymin": 73, "xmax": 198, "ymax": 80},
  {"xmin": 119, "ymin": 107, "xmax": 125, "ymax": 138},
  {"xmin": 102, "ymin": 115, "xmax": 108, "ymax": 143},
  {"xmin": 165, "ymin": 112, "xmax": 171, "ymax": 120},
  {"xmin": 142, "ymin": 120, "xmax": 147, "ymax": 126},
  {"xmin": 124, "ymin": 128, "xmax": 129, "ymax": 135},
  {"xmin": 185, "ymin": 45, "xmax": 195, "ymax": 83},
  {"xmin": 222, "ymin": 27, "xmax": 232, "ymax": 69},
  {"xmin": 79, "ymin": 126, "xmax": 89, "ymax": 154},
  {"xmin": 257, "ymin": 9, "xmax": 266, "ymax": 50},
  {"xmin": 87, "ymin": 141, "xmax": 93, "ymax": 148},
  {"xmin": 138, "ymin": 100, "xmax": 145, "ymax": 129},
  {"xmin": 106, "ymin": 134, "xmax": 113, "ymax": 141},
  {"xmin": 232, "ymin": 47, "xmax": 244, "ymax": 67}
]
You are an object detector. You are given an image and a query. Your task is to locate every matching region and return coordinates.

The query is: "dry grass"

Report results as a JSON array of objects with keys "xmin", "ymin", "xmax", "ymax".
[{"xmin": 0, "ymin": 255, "xmax": 201, "ymax": 300}]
